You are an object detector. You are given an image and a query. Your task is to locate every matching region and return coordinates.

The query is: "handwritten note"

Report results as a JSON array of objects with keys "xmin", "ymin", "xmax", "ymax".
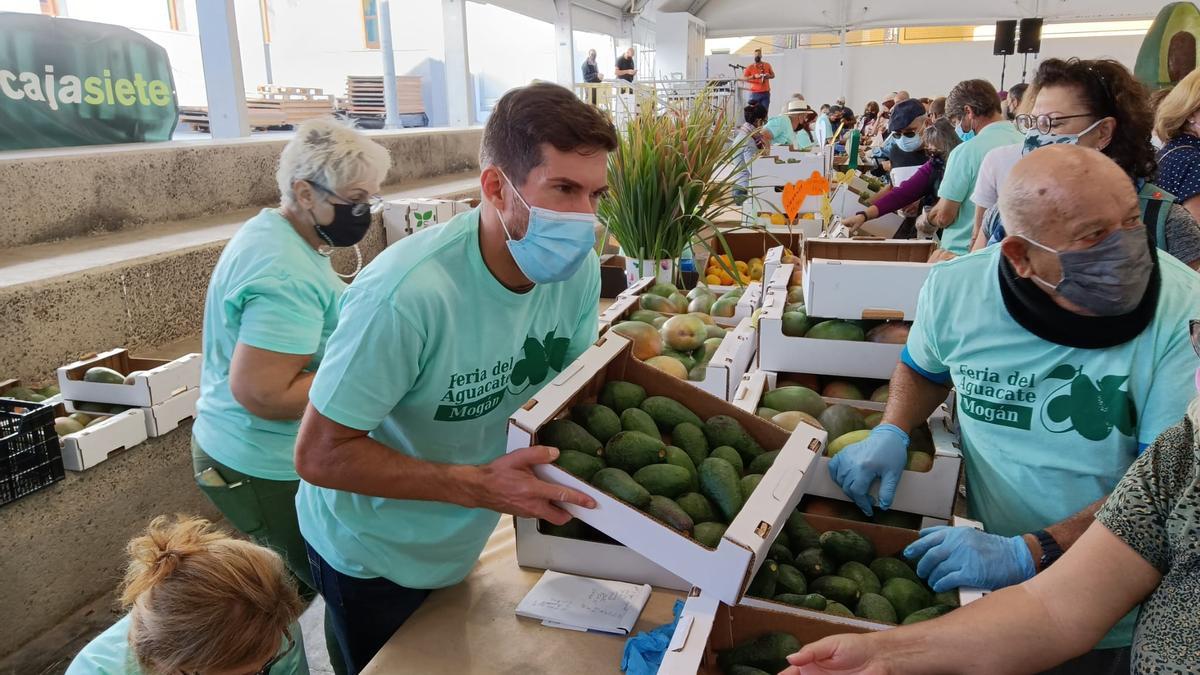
[{"xmin": 516, "ymin": 570, "xmax": 652, "ymax": 635}]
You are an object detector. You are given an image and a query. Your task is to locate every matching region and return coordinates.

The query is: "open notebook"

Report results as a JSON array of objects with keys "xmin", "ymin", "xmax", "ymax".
[{"xmin": 516, "ymin": 570, "xmax": 653, "ymax": 635}]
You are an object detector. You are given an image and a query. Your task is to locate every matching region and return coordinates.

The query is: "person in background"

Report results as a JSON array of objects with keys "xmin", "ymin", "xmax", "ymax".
[
  {"xmin": 194, "ymin": 118, "xmax": 389, "ymax": 597},
  {"xmin": 581, "ymin": 49, "xmax": 602, "ymax": 85},
  {"xmin": 1155, "ymin": 68, "xmax": 1200, "ymax": 223},
  {"xmin": 293, "ymin": 83, "xmax": 616, "ymax": 673},
  {"xmin": 979, "ymin": 58, "xmax": 1200, "ymax": 269},
  {"xmin": 859, "ymin": 100, "xmax": 881, "ymax": 136},
  {"xmin": 929, "ymin": 95, "xmax": 947, "ymax": 123},
  {"xmin": 834, "ymin": 109, "xmax": 857, "ymax": 151},
  {"xmin": 918, "ymin": 78, "xmax": 1023, "ymax": 255},
  {"xmin": 885, "ymin": 98, "xmax": 930, "ymax": 171},
  {"xmin": 919, "ymin": 96, "xmax": 933, "ymax": 112},
  {"xmin": 67, "ymin": 515, "xmax": 307, "ymax": 675},
  {"xmin": 763, "ymin": 98, "xmax": 816, "ymax": 149},
  {"xmin": 1007, "ymin": 81, "xmax": 1030, "ymax": 120},
  {"xmin": 742, "ymin": 48, "xmax": 774, "ymax": 113},
  {"xmin": 817, "ymin": 104, "xmax": 835, "ymax": 146},
  {"xmin": 733, "ymin": 103, "xmax": 769, "ymax": 203},
  {"xmin": 896, "ymin": 89, "xmax": 911, "ymax": 102},
  {"xmin": 843, "ymin": 118, "xmax": 962, "ymax": 236},
  {"xmin": 615, "ymin": 47, "xmax": 636, "ymax": 83},
  {"xmin": 785, "ymin": 361, "xmax": 1200, "ymax": 674},
  {"xmin": 827, "ymin": 145, "xmax": 1200, "ymax": 674},
  {"xmin": 836, "ymin": 96, "xmax": 847, "ymax": 107}
]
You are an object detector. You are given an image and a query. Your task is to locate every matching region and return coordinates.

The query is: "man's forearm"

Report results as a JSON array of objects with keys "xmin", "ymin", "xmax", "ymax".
[
  {"xmin": 1022, "ymin": 497, "xmax": 1106, "ymax": 571},
  {"xmin": 295, "ymin": 417, "xmax": 481, "ymax": 507},
  {"xmin": 881, "ymin": 363, "xmax": 951, "ymax": 434}
]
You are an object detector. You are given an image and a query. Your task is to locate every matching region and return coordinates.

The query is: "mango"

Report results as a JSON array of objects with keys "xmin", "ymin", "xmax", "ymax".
[
  {"xmin": 867, "ymin": 321, "xmax": 911, "ymax": 344},
  {"xmin": 687, "ymin": 294, "xmax": 715, "ymax": 314},
  {"xmin": 823, "ymin": 381, "xmax": 864, "ymax": 400},
  {"xmin": 870, "ymin": 384, "xmax": 890, "ymax": 403},
  {"xmin": 54, "ymin": 417, "xmax": 85, "ymax": 437},
  {"xmin": 639, "ymin": 294, "xmax": 676, "ymax": 314},
  {"xmin": 819, "ymin": 405, "xmax": 868, "ymax": 442},
  {"xmin": 781, "ymin": 310, "xmax": 811, "ymax": 337},
  {"xmin": 647, "ymin": 282, "xmax": 679, "ymax": 298},
  {"xmin": 762, "ymin": 386, "xmax": 826, "ymax": 417},
  {"xmin": 709, "ymin": 294, "xmax": 740, "ymax": 318},
  {"xmin": 806, "ymin": 320, "xmax": 865, "ymax": 342},
  {"xmin": 666, "ymin": 292, "xmax": 690, "ymax": 314},
  {"xmin": 705, "ymin": 325, "xmax": 727, "ymax": 340},
  {"xmin": 698, "ymin": 337, "xmax": 723, "ymax": 363},
  {"xmin": 628, "ymin": 309, "xmax": 665, "ymax": 325},
  {"xmin": 83, "ymin": 366, "xmax": 125, "ymax": 384},
  {"xmin": 685, "ymin": 311, "xmax": 715, "ymax": 326},
  {"xmin": 827, "ymin": 429, "xmax": 872, "ymax": 457},
  {"xmin": 644, "ymin": 355, "xmax": 688, "ymax": 379},
  {"xmin": 756, "ymin": 407, "xmax": 781, "ymax": 420},
  {"xmin": 864, "ymin": 412, "xmax": 884, "ymax": 428},
  {"xmin": 661, "ymin": 349, "xmax": 696, "ymax": 373},
  {"xmin": 612, "ymin": 321, "xmax": 663, "ymax": 360},
  {"xmin": 771, "ymin": 410, "xmax": 823, "ymax": 432},
  {"xmin": 906, "ymin": 451, "xmax": 934, "ymax": 472}
]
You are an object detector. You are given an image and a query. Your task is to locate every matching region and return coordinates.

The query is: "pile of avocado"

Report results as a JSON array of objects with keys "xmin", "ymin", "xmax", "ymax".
[
  {"xmin": 540, "ymin": 380, "xmax": 782, "ymax": 543},
  {"xmin": 743, "ymin": 510, "xmax": 957, "ymax": 627}
]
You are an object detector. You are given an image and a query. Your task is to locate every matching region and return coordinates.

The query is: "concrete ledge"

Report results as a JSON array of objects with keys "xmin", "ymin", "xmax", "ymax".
[
  {"xmin": 0, "ymin": 127, "xmax": 482, "ymax": 248},
  {"xmin": 0, "ymin": 421, "xmax": 216, "ymax": 659}
]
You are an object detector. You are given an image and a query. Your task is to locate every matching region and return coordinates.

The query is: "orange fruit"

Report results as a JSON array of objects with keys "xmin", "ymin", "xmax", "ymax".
[
  {"xmin": 705, "ymin": 273, "xmax": 721, "ymax": 285},
  {"xmin": 734, "ymin": 261, "xmax": 749, "ymax": 272},
  {"xmin": 718, "ymin": 272, "xmax": 734, "ymax": 285}
]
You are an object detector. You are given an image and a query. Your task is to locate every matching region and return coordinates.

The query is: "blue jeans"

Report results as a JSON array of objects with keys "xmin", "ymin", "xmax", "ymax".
[
  {"xmin": 307, "ymin": 543, "xmax": 432, "ymax": 674},
  {"xmin": 748, "ymin": 91, "xmax": 771, "ymax": 113}
]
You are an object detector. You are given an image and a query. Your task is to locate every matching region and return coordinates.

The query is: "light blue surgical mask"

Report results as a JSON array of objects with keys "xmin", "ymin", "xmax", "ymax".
[
  {"xmin": 895, "ymin": 133, "xmax": 923, "ymax": 153},
  {"xmin": 956, "ymin": 121, "xmax": 975, "ymax": 142},
  {"xmin": 497, "ymin": 173, "xmax": 597, "ymax": 284},
  {"xmin": 1021, "ymin": 118, "xmax": 1104, "ymax": 156}
]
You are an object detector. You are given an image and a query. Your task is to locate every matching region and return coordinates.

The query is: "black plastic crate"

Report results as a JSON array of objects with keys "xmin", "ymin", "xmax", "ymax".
[{"xmin": 0, "ymin": 398, "xmax": 64, "ymax": 507}]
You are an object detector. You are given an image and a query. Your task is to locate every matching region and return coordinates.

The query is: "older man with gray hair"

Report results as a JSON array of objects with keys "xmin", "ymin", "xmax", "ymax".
[{"xmin": 829, "ymin": 145, "xmax": 1200, "ymax": 673}]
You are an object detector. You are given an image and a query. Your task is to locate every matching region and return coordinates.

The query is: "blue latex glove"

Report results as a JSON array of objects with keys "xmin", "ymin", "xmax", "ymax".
[
  {"xmin": 827, "ymin": 423, "xmax": 908, "ymax": 516},
  {"xmin": 621, "ymin": 599, "xmax": 685, "ymax": 675},
  {"xmin": 904, "ymin": 526, "xmax": 1036, "ymax": 593}
]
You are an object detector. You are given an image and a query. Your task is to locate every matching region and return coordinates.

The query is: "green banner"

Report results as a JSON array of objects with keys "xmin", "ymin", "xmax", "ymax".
[{"xmin": 0, "ymin": 12, "xmax": 178, "ymax": 150}]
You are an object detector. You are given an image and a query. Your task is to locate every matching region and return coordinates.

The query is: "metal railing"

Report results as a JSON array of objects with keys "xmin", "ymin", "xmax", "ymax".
[{"xmin": 575, "ymin": 78, "xmax": 745, "ymax": 124}]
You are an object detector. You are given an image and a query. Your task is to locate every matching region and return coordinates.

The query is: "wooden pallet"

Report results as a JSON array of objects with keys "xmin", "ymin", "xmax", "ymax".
[
  {"xmin": 345, "ymin": 75, "xmax": 425, "ymax": 115},
  {"xmin": 178, "ymin": 85, "xmax": 335, "ymax": 131}
]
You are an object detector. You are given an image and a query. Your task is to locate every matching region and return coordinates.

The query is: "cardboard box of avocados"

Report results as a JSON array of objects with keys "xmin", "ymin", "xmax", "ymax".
[
  {"xmin": 733, "ymin": 370, "xmax": 962, "ymax": 520},
  {"xmin": 800, "ymin": 239, "xmax": 936, "ymax": 322},
  {"xmin": 598, "ymin": 295, "xmax": 758, "ymax": 401},
  {"xmin": 58, "ymin": 349, "xmax": 200, "ymax": 408},
  {"xmin": 758, "ymin": 282, "xmax": 903, "ymax": 379},
  {"xmin": 659, "ymin": 513, "xmax": 987, "ymax": 674},
  {"xmin": 506, "ymin": 332, "xmax": 826, "ymax": 604}
]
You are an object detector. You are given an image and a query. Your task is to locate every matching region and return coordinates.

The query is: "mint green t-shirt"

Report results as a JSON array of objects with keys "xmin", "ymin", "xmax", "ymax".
[
  {"xmin": 296, "ymin": 209, "xmax": 601, "ymax": 588},
  {"xmin": 194, "ymin": 209, "xmax": 344, "ymax": 481},
  {"xmin": 904, "ymin": 247, "xmax": 1200, "ymax": 649},
  {"xmin": 936, "ymin": 121, "xmax": 1025, "ymax": 254},
  {"xmin": 67, "ymin": 615, "xmax": 307, "ymax": 674}
]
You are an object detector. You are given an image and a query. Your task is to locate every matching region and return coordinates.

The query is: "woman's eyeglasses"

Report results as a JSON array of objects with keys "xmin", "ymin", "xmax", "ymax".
[
  {"xmin": 891, "ymin": 130, "xmax": 918, "ymax": 138},
  {"xmin": 309, "ymin": 180, "xmax": 384, "ymax": 217},
  {"xmin": 1014, "ymin": 113, "xmax": 1096, "ymax": 135}
]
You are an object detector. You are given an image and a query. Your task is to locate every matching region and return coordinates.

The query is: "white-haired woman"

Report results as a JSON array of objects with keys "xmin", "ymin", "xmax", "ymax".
[{"xmin": 192, "ymin": 118, "xmax": 390, "ymax": 605}]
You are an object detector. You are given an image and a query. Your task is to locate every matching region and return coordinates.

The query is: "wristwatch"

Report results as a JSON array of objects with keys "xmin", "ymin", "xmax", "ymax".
[{"xmin": 1033, "ymin": 529, "xmax": 1063, "ymax": 569}]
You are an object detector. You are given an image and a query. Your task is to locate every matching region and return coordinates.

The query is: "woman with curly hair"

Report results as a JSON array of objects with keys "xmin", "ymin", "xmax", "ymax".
[
  {"xmin": 67, "ymin": 515, "xmax": 306, "ymax": 674},
  {"xmin": 979, "ymin": 57, "xmax": 1200, "ymax": 268}
]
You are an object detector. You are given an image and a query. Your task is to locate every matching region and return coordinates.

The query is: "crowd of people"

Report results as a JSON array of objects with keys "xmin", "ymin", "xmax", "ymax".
[{"xmin": 60, "ymin": 48, "xmax": 1200, "ymax": 675}]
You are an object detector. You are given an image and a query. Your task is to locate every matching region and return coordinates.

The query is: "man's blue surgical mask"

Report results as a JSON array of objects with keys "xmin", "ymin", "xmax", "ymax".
[
  {"xmin": 895, "ymin": 133, "xmax": 923, "ymax": 153},
  {"xmin": 956, "ymin": 119, "xmax": 975, "ymax": 142},
  {"xmin": 497, "ymin": 173, "xmax": 597, "ymax": 284}
]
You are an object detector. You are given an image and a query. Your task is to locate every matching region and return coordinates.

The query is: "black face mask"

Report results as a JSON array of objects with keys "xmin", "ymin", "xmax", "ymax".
[
  {"xmin": 314, "ymin": 202, "xmax": 372, "ymax": 247},
  {"xmin": 754, "ymin": 56, "xmax": 762, "ymax": 63}
]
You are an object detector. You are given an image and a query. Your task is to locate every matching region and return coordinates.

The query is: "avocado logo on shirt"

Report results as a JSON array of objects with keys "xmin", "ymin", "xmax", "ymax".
[
  {"xmin": 434, "ymin": 329, "xmax": 570, "ymax": 422},
  {"xmin": 1040, "ymin": 364, "xmax": 1136, "ymax": 441}
]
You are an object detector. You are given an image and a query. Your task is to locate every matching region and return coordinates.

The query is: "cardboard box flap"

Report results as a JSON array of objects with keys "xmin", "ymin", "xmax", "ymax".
[
  {"xmin": 507, "ymin": 334, "xmax": 826, "ymax": 605},
  {"xmin": 804, "ymin": 238, "xmax": 934, "ymax": 263}
]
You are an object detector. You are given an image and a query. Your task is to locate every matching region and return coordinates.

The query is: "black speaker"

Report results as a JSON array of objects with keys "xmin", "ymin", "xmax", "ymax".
[
  {"xmin": 993, "ymin": 20, "xmax": 1017, "ymax": 56},
  {"xmin": 1018, "ymin": 18, "xmax": 1043, "ymax": 54}
]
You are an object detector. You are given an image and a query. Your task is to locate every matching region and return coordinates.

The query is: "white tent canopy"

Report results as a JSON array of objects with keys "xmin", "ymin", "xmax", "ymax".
[{"xmin": 660, "ymin": 0, "xmax": 1161, "ymax": 38}]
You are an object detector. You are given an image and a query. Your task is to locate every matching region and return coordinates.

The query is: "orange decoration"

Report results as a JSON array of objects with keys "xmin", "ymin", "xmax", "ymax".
[{"xmin": 781, "ymin": 171, "xmax": 831, "ymax": 223}]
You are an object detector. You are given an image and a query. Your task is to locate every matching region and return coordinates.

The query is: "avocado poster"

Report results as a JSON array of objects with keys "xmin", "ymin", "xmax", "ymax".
[
  {"xmin": 0, "ymin": 12, "xmax": 178, "ymax": 150},
  {"xmin": 1135, "ymin": 2, "xmax": 1200, "ymax": 90}
]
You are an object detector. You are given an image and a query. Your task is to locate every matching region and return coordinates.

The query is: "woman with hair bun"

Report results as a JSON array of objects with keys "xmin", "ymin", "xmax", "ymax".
[{"xmin": 67, "ymin": 515, "xmax": 306, "ymax": 674}]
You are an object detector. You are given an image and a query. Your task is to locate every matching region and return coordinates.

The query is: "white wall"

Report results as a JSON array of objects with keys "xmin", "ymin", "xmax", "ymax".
[
  {"xmin": 465, "ymin": 1, "xmax": 555, "ymax": 120},
  {"xmin": 707, "ymin": 32, "xmax": 1145, "ymax": 117}
]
